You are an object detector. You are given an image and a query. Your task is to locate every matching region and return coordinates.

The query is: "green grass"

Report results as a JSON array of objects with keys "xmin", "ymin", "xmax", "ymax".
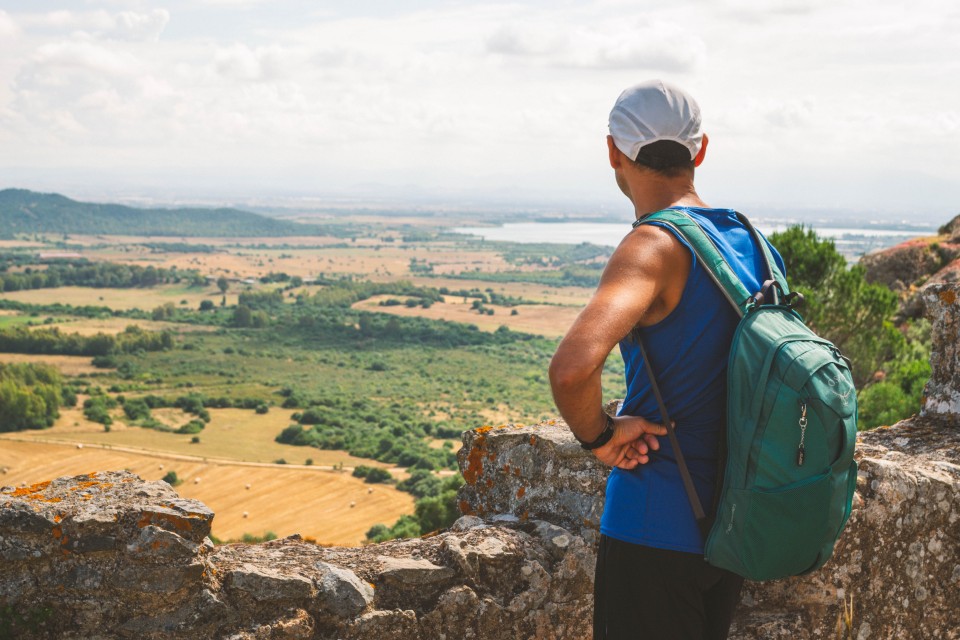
[{"xmin": 0, "ymin": 315, "xmax": 39, "ymax": 328}]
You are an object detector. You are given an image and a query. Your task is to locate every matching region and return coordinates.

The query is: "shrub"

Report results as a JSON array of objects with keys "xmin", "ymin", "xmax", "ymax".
[
  {"xmin": 162, "ymin": 471, "xmax": 182, "ymax": 486},
  {"xmin": 361, "ymin": 466, "xmax": 393, "ymax": 484},
  {"xmin": 122, "ymin": 398, "xmax": 151, "ymax": 421},
  {"xmin": 176, "ymin": 420, "xmax": 205, "ymax": 434}
]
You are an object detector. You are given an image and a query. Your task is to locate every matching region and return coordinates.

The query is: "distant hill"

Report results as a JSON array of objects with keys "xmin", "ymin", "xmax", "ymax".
[{"xmin": 0, "ymin": 189, "xmax": 326, "ymax": 237}]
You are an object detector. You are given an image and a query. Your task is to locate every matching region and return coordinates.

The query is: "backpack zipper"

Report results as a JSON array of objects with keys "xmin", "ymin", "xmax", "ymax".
[{"xmin": 797, "ymin": 400, "xmax": 807, "ymax": 466}]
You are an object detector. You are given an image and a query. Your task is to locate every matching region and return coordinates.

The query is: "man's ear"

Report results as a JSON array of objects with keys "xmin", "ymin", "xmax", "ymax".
[
  {"xmin": 607, "ymin": 135, "xmax": 623, "ymax": 169},
  {"xmin": 693, "ymin": 133, "xmax": 709, "ymax": 167}
]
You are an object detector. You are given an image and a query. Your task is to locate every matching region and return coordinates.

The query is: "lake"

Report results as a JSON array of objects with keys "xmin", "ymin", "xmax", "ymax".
[{"xmin": 454, "ymin": 219, "xmax": 938, "ymax": 261}]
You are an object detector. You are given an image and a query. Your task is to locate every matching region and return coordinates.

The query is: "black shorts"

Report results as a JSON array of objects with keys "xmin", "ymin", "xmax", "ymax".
[{"xmin": 593, "ymin": 535, "xmax": 744, "ymax": 640}]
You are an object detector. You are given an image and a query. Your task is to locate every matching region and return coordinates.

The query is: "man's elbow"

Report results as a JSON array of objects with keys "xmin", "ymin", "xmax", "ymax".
[{"xmin": 549, "ymin": 352, "xmax": 586, "ymax": 395}]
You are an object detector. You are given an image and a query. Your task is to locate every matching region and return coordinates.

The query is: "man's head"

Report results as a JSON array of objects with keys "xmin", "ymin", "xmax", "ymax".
[{"xmin": 608, "ymin": 80, "xmax": 704, "ymax": 178}]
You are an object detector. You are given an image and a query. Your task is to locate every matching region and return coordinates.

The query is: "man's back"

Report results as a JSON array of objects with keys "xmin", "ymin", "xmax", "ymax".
[{"xmin": 603, "ymin": 206, "xmax": 785, "ymax": 554}]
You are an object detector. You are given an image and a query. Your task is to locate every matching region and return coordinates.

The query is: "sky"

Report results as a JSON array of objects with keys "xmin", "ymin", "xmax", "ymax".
[{"xmin": 0, "ymin": 0, "xmax": 958, "ymax": 221}]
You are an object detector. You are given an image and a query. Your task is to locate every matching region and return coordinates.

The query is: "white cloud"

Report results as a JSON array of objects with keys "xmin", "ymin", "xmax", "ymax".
[
  {"xmin": 213, "ymin": 43, "xmax": 292, "ymax": 82},
  {"xmin": 31, "ymin": 39, "xmax": 139, "ymax": 77},
  {"xmin": 113, "ymin": 10, "xmax": 170, "ymax": 42},
  {"xmin": 485, "ymin": 20, "xmax": 706, "ymax": 72},
  {"xmin": 18, "ymin": 9, "xmax": 169, "ymax": 41},
  {"xmin": 196, "ymin": 0, "xmax": 272, "ymax": 6},
  {"xmin": 0, "ymin": 10, "xmax": 20, "ymax": 39}
]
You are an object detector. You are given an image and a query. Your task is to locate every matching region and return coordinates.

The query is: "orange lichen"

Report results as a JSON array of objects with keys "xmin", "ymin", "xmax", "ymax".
[
  {"xmin": 463, "ymin": 434, "xmax": 487, "ymax": 486},
  {"xmin": 458, "ymin": 500, "xmax": 476, "ymax": 516},
  {"xmin": 138, "ymin": 511, "xmax": 194, "ymax": 533},
  {"xmin": 75, "ymin": 481, "xmax": 113, "ymax": 491},
  {"xmin": 503, "ymin": 464, "xmax": 511, "ymax": 474},
  {"xmin": 10, "ymin": 481, "xmax": 51, "ymax": 497},
  {"xmin": 52, "ymin": 526, "xmax": 62, "ymax": 539},
  {"xmin": 485, "ymin": 478, "xmax": 494, "ymax": 488},
  {"xmin": 53, "ymin": 514, "xmax": 63, "ymax": 523},
  {"xmin": 529, "ymin": 435, "xmax": 537, "ymax": 446},
  {"xmin": 940, "ymin": 289, "xmax": 957, "ymax": 305},
  {"xmin": 516, "ymin": 486, "xmax": 526, "ymax": 499},
  {"xmin": 520, "ymin": 510, "xmax": 529, "ymax": 522}
]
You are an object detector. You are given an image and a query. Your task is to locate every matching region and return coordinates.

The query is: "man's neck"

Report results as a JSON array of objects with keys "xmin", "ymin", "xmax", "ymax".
[{"xmin": 626, "ymin": 174, "xmax": 708, "ymax": 219}]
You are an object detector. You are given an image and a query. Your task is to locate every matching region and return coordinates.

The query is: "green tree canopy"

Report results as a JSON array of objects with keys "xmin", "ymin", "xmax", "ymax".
[{"xmin": 769, "ymin": 226, "xmax": 902, "ymax": 388}]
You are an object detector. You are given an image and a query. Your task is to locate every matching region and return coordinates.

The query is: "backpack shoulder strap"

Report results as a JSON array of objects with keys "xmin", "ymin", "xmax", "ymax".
[
  {"xmin": 634, "ymin": 208, "xmax": 788, "ymax": 314},
  {"xmin": 733, "ymin": 212, "xmax": 790, "ymax": 297}
]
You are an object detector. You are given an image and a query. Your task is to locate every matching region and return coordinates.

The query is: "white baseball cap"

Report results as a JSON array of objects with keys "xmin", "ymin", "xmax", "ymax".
[{"xmin": 608, "ymin": 79, "xmax": 703, "ymax": 161}]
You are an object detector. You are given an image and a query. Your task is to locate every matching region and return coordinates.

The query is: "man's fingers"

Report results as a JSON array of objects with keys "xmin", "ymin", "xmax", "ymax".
[{"xmin": 642, "ymin": 432, "xmax": 661, "ymax": 451}]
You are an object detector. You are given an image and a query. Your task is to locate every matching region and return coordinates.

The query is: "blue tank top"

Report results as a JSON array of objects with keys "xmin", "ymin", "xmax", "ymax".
[{"xmin": 600, "ymin": 207, "xmax": 786, "ymax": 553}]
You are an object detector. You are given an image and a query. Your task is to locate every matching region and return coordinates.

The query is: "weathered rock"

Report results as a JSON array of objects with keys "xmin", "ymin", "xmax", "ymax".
[
  {"xmin": 861, "ymin": 239, "xmax": 949, "ymax": 291},
  {"xmin": 0, "ymin": 469, "xmax": 598, "ymax": 639},
  {"xmin": 457, "ymin": 421, "xmax": 604, "ymax": 543},
  {"xmin": 859, "ymin": 223, "xmax": 960, "ymax": 320},
  {"xmin": 922, "ymin": 283, "xmax": 960, "ymax": 421},
  {"xmin": 939, "ymin": 213, "xmax": 960, "ymax": 240},
  {"xmin": 374, "ymin": 556, "xmax": 456, "ymax": 611},
  {"xmin": 315, "ymin": 561, "xmax": 374, "ymax": 618},
  {"xmin": 225, "ymin": 564, "xmax": 316, "ymax": 602}
]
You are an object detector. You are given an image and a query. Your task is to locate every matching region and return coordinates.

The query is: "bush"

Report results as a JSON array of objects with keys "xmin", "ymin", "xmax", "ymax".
[
  {"xmin": 363, "ymin": 467, "xmax": 393, "ymax": 483},
  {"xmin": 162, "ymin": 471, "xmax": 182, "ymax": 486},
  {"xmin": 122, "ymin": 398, "xmax": 151, "ymax": 421},
  {"xmin": 176, "ymin": 420, "xmax": 205, "ymax": 434},
  {"xmin": 255, "ymin": 404, "xmax": 269, "ymax": 414},
  {"xmin": 83, "ymin": 398, "xmax": 113, "ymax": 426},
  {"xmin": 240, "ymin": 531, "xmax": 277, "ymax": 543}
]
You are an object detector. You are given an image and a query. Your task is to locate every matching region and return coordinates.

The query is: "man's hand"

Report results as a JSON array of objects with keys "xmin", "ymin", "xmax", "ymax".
[{"xmin": 592, "ymin": 416, "xmax": 668, "ymax": 469}]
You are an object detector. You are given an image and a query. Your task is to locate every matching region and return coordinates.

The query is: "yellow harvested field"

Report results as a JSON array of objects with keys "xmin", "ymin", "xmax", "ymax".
[
  {"xmin": 28, "ymin": 407, "xmax": 395, "ymax": 470},
  {"xmin": 405, "ymin": 276, "xmax": 594, "ymax": 305},
  {"xmin": 352, "ymin": 295, "xmax": 581, "ymax": 338},
  {"xmin": 63, "ymin": 234, "xmax": 348, "ymax": 248},
  {"xmin": 39, "ymin": 316, "xmax": 211, "ymax": 336},
  {"xmin": 0, "ymin": 353, "xmax": 100, "ymax": 375},
  {"xmin": 0, "ymin": 440, "xmax": 413, "ymax": 545},
  {"xmin": 0, "ymin": 240, "xmax": 45, "ymax": 248},
  {"xmin": 0, "ymin": 285, "xmax": 237, "ymax": 311}
]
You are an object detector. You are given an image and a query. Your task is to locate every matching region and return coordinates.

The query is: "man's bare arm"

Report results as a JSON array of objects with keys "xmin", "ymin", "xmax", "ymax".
[{"xmin": 548, "ymin": 224, "xmax": 689, "ymax": 467}]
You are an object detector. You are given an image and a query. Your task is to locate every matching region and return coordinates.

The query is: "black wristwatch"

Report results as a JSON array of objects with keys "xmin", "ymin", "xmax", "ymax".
[{"xmin": 577, "ymin": 413, "xmax": 615, "ymax": 450}]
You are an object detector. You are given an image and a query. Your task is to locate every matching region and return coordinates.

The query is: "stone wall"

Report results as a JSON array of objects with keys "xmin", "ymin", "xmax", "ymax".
[
  {"xmin": 1, "ymin": 471, "xmax": 596, "ymax": 639},
  {"xmin": 458, "ymin": 418, "xmax": 960, "ymax": 640},
  {"xmin": 922, "ymin": 283, "xmax": 960, "ymax": 421},
  {"xmin": 2, "ymin": 282, "xmax": 960, "ymax": 639}
]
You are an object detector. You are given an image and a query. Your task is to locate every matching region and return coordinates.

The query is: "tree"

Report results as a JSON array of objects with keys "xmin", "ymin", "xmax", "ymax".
[
  {"xmin": 769, "ymin": 226, "xmax": 902, "ymax": 388},
  {"xmin": 217, "ymin": 276, "xmax": 229, "ymax": 294},
  {"xmin": 233, "ymin": 305, "xmax": 253, "ymax": 327}
]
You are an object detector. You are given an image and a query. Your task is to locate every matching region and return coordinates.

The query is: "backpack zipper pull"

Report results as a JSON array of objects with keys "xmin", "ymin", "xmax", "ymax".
[{"xmin": 797, "ymin": 401, "xmax": 807, "ymax": 466}]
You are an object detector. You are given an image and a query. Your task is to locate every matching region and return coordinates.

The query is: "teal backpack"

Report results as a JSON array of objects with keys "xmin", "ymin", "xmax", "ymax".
[{"xmin": 636, "ymin": 209, "xmax": 859, "ymax": 581}]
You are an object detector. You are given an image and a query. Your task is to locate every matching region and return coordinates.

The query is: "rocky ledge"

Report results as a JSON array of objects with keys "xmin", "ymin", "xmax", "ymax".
[
  {"xmin": 2, "ymin": 283, "xmax": 959, "ymax": 639},
  {"xmin": 0, "ymin": 470, "xmax": 595, "ymax": 639}
]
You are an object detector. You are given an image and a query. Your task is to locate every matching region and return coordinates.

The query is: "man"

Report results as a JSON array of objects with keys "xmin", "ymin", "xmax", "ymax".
[{"xmin": 548, "ymin": 80, "xmax": 785, "ymax": 639}]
